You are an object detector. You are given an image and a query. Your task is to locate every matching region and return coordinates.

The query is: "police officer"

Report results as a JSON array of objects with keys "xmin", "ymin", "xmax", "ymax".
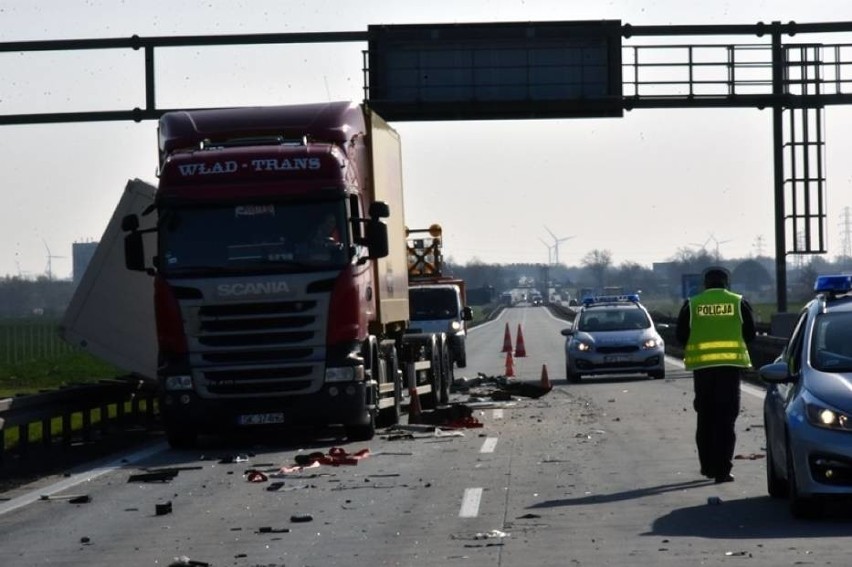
[{"xmin": 676, "ymin": 267, "xmax": 755, "ymax": 483}]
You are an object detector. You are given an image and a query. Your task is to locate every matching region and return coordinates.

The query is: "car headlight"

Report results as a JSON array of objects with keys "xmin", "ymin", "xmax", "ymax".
[
  {"xmin": 804, "ymin": 392, "xmax": 852, "ymax": 431},
  {"xmin": 574, "ymin": 341, "xmax": 592, "ymax": 352},
  {"xmin": 642, "ymin": 338, "xmax": 662, "ymax": 349},
  {"xmin": 164, "ymin": 375, "xmax": 193, "ymax": 391}
]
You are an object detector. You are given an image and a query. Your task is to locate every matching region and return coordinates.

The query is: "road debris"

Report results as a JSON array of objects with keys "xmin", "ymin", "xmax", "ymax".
[
  {"xmin": 244, "ymin": 470, "xmax": 269, "ymax": 483},
  {"xmin": 707, "ymin": 496, "xmax": 722, "ymax": 505},
  {"xmin": 40, "ymin": 494, "xmax": 89, "ymax": 502},
  {"xmin": 734, "ymin": 453, "xmax": 765, "ymax": 460},
  {"xmin": 290, "ymin": 514, "xmax": 314, "ymax": 523},
  {"xmin": 455, "ymin": 373, "xmax": 552, "ymax": 400},
  {"xmin": 128, "ymin": 470, "xmax": 179, "ymax": 483},
  {"xmin": 156, "ymin": 501, "xmax": 173, "ymax": 516},
  {"xmin": 169, "ymin": 556, "xmax": 210, "ymax": 567},
  {"xmin": 257, "ymin": 526, "xmax": 291, "ymax": 534},
  {"xmin": 277, "ymin": 447, "xmax": 370, "ymax": 474}
]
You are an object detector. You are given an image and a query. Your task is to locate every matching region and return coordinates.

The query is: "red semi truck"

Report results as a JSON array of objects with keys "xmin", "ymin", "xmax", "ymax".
[{"xmin": 74, "ymin": 102, "xmax": 452, "ymax": 447}]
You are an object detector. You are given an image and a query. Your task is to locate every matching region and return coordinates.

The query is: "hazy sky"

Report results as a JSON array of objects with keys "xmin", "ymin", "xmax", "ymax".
[{"xmin": 2, "ymin": 1, "xmax": 852, "ymax": 279}]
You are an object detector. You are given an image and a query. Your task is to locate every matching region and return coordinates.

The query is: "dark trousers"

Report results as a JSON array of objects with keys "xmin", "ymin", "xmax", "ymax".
[{"xmin": 693, "ymin": 367, "xmax": 742, "ymax": 477}]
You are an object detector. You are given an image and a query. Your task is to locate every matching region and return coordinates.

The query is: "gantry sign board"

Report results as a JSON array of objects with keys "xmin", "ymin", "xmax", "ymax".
[{"xmin": 366, "ymin": 20, "xmax": 623, "ymax": 121}]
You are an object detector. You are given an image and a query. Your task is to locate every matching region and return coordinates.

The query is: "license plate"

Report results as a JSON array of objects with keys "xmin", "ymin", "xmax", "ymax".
[
  {"xmin": 604, "ymin": 355, "xmax": 628, "ymax": 363},
  {"xmin": 238, "ymin": 412, "xmax": 284, "ymax": 426}
]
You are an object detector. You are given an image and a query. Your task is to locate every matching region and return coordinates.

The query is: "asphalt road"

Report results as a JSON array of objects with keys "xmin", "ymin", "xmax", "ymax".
[{"xmin": 1, "ymin": 306, "xmax": 850, "ymax": 566}]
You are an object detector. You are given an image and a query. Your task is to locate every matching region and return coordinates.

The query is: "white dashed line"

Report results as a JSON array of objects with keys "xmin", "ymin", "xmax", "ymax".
[
  {"xmin": 480, "ymin": 437, "xmax": 499, "ymax": 453},
  {"xmin": 459, "ymin": 487, "xmax": 483, "ymax": 518}
]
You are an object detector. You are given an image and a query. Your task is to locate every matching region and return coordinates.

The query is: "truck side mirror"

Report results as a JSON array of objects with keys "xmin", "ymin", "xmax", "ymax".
[
  {"xmin": 124, "ymin": 232, "xmax": 146, "ymax": 272},
  {"xmin": 369, "ymin": 201, "xmax": 390, "ymax": 219},
  {"xmin": 462, "ymin": 306, "xmax": 473, "ymax": 321},
  {"xmin": 366, "ymin": 219, "xmax": 389, "ymax": 259}
]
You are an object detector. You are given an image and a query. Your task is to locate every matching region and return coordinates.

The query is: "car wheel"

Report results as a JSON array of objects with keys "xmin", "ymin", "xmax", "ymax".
[
  {"xmin": 648, "ymin": 369, "xmax": 665, "ymax": 380},
  {"xmin": 765, "ymin": 434, "xmax": 788, "ymax": 498},
  {"xmin": 786, "ymin": 437, "xmax": 818, "ymax": 518}
]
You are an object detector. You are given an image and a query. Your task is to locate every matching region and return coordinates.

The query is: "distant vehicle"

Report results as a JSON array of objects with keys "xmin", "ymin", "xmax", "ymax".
[
  {"xmin": 560, "ymin": 294, "xmax": 666, "ymax": 383},
  {"xmin": 531, "ymin": 294, "xmax": 543, "ymax": 306},
  {"xmin": 760, "ymin": 275, "xmax": 852, "ymax": 518},
  {"xmin": 406, "ymin": 225, "xmax": 472, "ymax": 369},
  {"xmin": 500, "ymin": 292, "xmax": 514, "ymax": 307}
]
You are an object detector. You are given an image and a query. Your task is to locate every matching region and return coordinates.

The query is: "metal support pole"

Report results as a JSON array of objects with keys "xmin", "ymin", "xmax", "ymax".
[{"xmin": 771, "ymin": 23, "xmax": 788, "ymax": 312}]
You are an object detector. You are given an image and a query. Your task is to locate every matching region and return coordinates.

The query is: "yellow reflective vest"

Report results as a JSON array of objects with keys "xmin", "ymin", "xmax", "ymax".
[{"xmin": 684, "ymin": 289, "xmax": 752, "ymax": 370}]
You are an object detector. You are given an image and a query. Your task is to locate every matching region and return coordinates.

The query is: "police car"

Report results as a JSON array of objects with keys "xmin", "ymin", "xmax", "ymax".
[
  {"xmin": 560, "ymin": 294, "xmax": 666, "ymax": 383},
  {"xmin": 760, "ymin": 275, "xmax": 852, "ymax": 517}
]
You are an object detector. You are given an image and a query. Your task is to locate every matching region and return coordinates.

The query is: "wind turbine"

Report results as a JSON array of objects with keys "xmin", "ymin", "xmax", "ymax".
[
  {"xmin": 690, "ymin": 233, "xmax": 731, "ymax": 262},
  {"xmin": 539, "ymin": 237, "xmax": 554, "ymax": 264},
  {"xmin": 42, "ymin": 239, "xmax": 66, "ymax": 281},
  {"xmin": 543, "ymin": 225, "xmax": 574, "ymax": 265}
]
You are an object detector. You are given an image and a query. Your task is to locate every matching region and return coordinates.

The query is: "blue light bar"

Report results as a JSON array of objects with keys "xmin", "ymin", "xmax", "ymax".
[
  {"xmin": 814, "ymin": 275, "xmax": 852, "ymax": 294},
  {"xmin": 583, "ymin": 294, "xmax": 640, "ymax": 306}
]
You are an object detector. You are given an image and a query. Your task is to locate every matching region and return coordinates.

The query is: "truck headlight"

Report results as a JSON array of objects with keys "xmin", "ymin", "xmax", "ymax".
[
  {"xmin": 449, "ymin": 320, "xmax": 462, "ymax": 332},
  {"xmin": 164, "ymin": 375, "xmax": 193, "ymax": 391},
  {"xmin": 325, "ymin": 366, "xmax": 365, "ymax": 383}
]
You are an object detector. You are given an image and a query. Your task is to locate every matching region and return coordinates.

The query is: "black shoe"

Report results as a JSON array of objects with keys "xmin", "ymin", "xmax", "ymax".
[
  {"xmin": 700, "ymin": 468, "xmax": 716, "ymax": 479},
  {"xmin": 714, "ymin": 473, "xmax": 735, "ymax": 484}
]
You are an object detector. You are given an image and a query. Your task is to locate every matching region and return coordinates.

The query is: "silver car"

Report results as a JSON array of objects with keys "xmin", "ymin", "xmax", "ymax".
[
  {"xmin": 560, "ymin": 294, "xmax": 666, "ymax": 383},
  {"xmin": 761, "ymin": 274, "xmax": 852, "ymax": 517}
]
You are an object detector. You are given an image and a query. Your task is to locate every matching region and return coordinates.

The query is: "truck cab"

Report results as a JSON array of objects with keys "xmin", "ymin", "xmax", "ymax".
[
  {"xmin": 408, "ymin": 282, "xmax": 472, "ymax": 368},
  {"xmin": 405, "ymin": 225, "xmax": 471, "ymax": 368}
]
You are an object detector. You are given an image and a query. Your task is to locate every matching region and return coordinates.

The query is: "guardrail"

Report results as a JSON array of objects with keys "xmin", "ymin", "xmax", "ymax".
[{"xmin": 0, "ymin": 377, "xmax": 158, "ymax": 464}]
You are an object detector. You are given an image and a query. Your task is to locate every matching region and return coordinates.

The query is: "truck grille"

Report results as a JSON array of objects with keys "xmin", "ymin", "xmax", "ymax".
[{"xmin": 187, "ymin": 298, "xmax": 326, "ymax": 398}]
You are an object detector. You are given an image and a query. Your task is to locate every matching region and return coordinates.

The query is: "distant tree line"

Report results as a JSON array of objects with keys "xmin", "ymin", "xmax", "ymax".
[
  {"xmin": 0, "ymin": 276, "xmax": 75, "ymax": 318},
  {"xmin": 446, "ymin": 248, "xmax": 852, "ymax": 306}
]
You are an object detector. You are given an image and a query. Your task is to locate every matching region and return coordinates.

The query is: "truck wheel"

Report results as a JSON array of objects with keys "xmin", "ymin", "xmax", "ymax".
[
  {"xmin": 377, "ymin": 349, "xmax": 402, "ymax": 427},
  {"xmin": 420, "ymin": 337, "xmax": 441, "ymax": 410},
  {"xmin": 166, "ymin": 428, "xmax": 198, "ymax": 449},
  {"xmin": 440, "ymin": 341, "xmax": 452, "ymax": 405},
  {"xmin": 346, "ymin": 411, "xmax": 376, "ymax": 442},
  {"xmin": 456, "ymin": 345, "xmax": 467, "ymax": 368}
]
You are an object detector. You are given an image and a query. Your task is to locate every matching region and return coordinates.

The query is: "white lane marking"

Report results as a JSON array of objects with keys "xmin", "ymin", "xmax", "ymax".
[
  {"xmin": 459, "ymin": 487, "xmax": 483, "ymax": 518},
  {"xmin": 493, "ymin": 408, "xmax": 504, "ymax": 420},
  {"xmin": 480, "ymin": 437, "xmax": 499, "ymax": 453},
  {"xmin": 667, "ymin": 355, "xmax": 765, "ymax": 400},
  {"xmin": 0, "ymin": 441, "xmax": 168, "ymax": 516}
]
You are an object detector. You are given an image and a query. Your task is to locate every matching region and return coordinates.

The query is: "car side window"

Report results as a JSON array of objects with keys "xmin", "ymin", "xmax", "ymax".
[{"xmin": 785, "ymin": 310, "xmax": 809, "ymax": 375}]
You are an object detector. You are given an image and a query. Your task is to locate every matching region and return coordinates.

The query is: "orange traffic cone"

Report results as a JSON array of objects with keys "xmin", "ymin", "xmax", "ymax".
[
  {"xmin": 515, "ymin": 324, "xmax": 526, "ymax": 357},
  {"xmin": 408, "ymin": 386, "xmax": 423, "ymax": 424},
  {"xmin": 502, "ymin": 322, "xmax": 513, "ymax": 353},
  {"xmin": 505, "ymin": 351, "xmax": 515, "ymax": 377},
  {"xmin": 540, "ymin": 364, "xmax": 552, "ymax": 390}
]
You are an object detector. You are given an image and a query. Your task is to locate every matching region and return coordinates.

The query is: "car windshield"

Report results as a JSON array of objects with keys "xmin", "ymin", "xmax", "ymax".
[
  {"xmin": 812, "ymin": 312, "xmax": 852, "ymax": 372},
  {"xmin": 409, "ymin": 288, "xmax": 458, "ymax": 320},
  {"xmin": 578, "ymin": 306, "xmax": 650, "ymax": 332},
  {"xmin": 159, "ymin": 200, "xmax": 348, "ymax": 275}
]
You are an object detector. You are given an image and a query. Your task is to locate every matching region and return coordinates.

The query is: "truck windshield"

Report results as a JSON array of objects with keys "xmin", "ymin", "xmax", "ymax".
[
  {"xmin": 159, "ymin": 200, "xmax": 348, "ymax": 275},
  {"xmin": 409, "ymin": 288, "xmax": 459, "ymax": 320}
]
